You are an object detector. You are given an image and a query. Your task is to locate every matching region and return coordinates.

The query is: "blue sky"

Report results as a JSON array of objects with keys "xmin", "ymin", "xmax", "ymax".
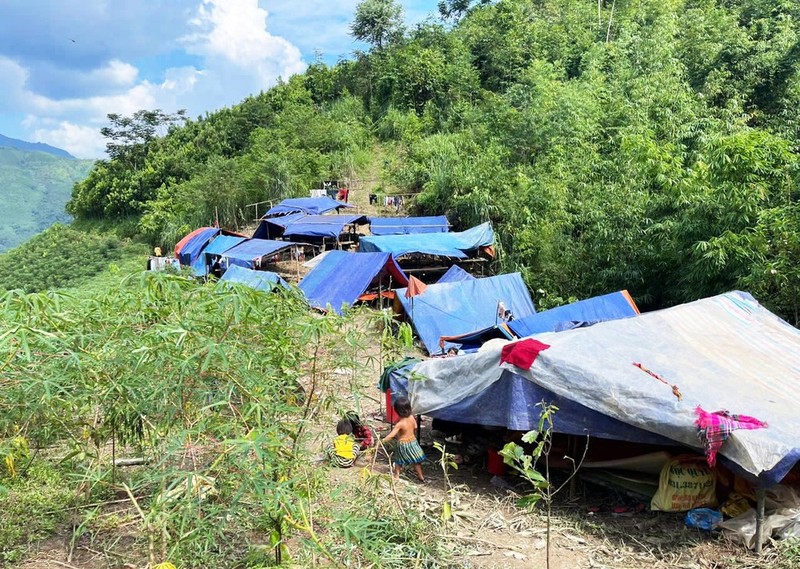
[{"xmin": 0, "ymin": 0, "xmax": 437, "ymax": 158}]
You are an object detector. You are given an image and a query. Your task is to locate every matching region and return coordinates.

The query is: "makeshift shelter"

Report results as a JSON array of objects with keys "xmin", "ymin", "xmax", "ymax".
[
  {"xmin": 437, "ymin": 265, "xmax": 476, "ymax": 284},
  {"xmin": 395, "ymin": 273, "xmax": 536, "ymax": 355},
  {"xmin": 359, "ymin": 221, "xmax": 494, "ymax": 259},
  {"xmin": 175, "ymin": 227, "xmax": 220, "ymax": 266},
  {"xmin": 368, "ymin": 216, "xmax": 449, "ymax": 236},
  {"xmin": 222, "ymin": 239, "xmax": 298, "ymax": 269},
  {"xmin": 299, "ymin": 250, "xmax": 408, "ymax": 314},
  {"xmin": 190, "ymin": 235, "xmax": 247, "ymax": 276},
  {"xmin": 282, "ymin": 214, "xmax": 368, "ymax": 239},
  {"xmin": 265, "ymin": 197, "xmax": 353, "ymax": 217},
  {"xmin": 508, "ymin": 291, "xmax": 639, "ymax": 337},
  {"xmin": 218, "ymin": 265, "xmax": 288, "ymax": 291},
  {"xmin": 400, "ymin": 292, "xmax": 800, "ymax": 487},
  {"xmin": 252, "ymin": 212, "xmax": 306, "ymax": 240}
]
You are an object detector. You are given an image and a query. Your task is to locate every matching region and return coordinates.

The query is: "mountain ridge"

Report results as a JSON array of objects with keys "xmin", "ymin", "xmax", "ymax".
[{"xmin": 0, "ymin": 133, "xmax": 75, "ymax": 160}]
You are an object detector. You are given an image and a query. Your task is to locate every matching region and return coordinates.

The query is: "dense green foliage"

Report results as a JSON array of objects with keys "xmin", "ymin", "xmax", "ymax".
[
  {"xmin": 0, "ymin": 223, "xmax": 147, "ymax": 293},
  {"xmin": 67, "ymin": 0, "xmax": 800, "ymax": 324},
  {"xmin": 0, "ymin": 274, "xmax": 450, "ymax": 566},
  {"xmin": 0, "ymin": 148, "xmax": 93, "ymax": 252}
]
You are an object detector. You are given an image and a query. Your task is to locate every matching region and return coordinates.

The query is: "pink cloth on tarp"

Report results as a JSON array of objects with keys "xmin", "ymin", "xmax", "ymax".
[
  {"xmin": 694, "ymin": 406, "xmax": 768, "ymax": 467},
  {"xmin": 499, "ymin": 339, "xmax": 550, "ymax": 371}
]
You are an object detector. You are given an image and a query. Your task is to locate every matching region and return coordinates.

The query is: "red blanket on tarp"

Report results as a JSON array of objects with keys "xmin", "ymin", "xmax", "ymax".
[{"xmin": 500, "ymin": 339, "xmax": 550, "ymax": 370}]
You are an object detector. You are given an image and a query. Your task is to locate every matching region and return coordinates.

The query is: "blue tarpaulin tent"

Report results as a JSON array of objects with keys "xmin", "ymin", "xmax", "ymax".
[
  {"xmin": 437, "ymin": 265, "xmax": 476, "ymax": 284},
  {"xmin": 282, "ymin": 214, "xmax": 367, "ymax": 239},
  {"xmin": 218, "ymin": 264, "xmax": 288, "ymax": 291},
  {"xmin": 369, "ymin": 216, "xmax": 449, "ymax": 236},
  {"xmin": 299, "ymin": 250, "xmax": 408, "ymax": 314},
  {"xmin": 175, "ymin": 227, "xmax": 220, "ymax": 266},
  {"xmin": 359, "ymin": 221, "xmax": 494, "ymax": 258},
  {"xmin": 252, "ymin": 212, "xmax": 306, "ymax": 240},
  {"xmin": 396, "ymin": 273, "xmax": 536, "ymax": 355},
  {"xmin": 266, "ymin": 197, "xmax": 353, "ymax": 217},
  {"xmin": 404, "ymin": 292, "xmax": 800, "ymax": 485},
  {"xmin": 508, "ymin": 291, "xmax": 639, "ymax": 338},
  {"xmin": 191, "ymin": 235, "xmax": 247, "ymax": 275},
  {"xmin": 222, "ymin": 239, "xmax": 297, "ymax": 269}
]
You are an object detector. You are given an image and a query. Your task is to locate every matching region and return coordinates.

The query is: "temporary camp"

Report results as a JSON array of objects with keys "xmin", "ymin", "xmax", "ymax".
[
  {"xmin": 218, "ymin": 264, "xmax": 288, "ymax": 292},
  {"xmin": 282, "ymin": 214, "xmax": 368, "ymax": 240},
  {"xmin": 396, "ymin": 292, "xmax": 800, "ymax": 489},
  {"xmin": 174, "ymin": 227, "xmax": 247, "ymax": 267},
  {"xmin": 395, "ymin": 273, "xmax": 536, "ymax": 355},
  {"xmin": 265, "ymin": 197, "xmax": 353, "ymax": 217},
  {"xmin": 190, "ymin": 235, "xmax": 247, "ymax": 276},
  {"xmin": 360, "ymin": 221, "xmax": 494, "ymax": 259},
  {"xmin": 252, "ymin": 212, "xmax": 306, "ymax": 240},
  {"xmin": 368, "ymin": 216, "xmax": 450, "ymax": 236},
  {"xmin": 299, "ymin": 250, "xmax": 408, "ymax": 314},
  {"xmin": 221, "ymin": 239, "xmax": 299, "ymax": 269}
]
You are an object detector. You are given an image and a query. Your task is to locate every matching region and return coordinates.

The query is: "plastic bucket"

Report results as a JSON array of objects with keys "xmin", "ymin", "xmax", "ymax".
[{"xmin": 487, "ymin": 447, "xmax": 506, "ymax": 476}]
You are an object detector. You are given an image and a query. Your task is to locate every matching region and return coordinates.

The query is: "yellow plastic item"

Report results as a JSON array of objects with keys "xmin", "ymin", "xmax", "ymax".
[{"xmin": 651, "ymin": 455, "xmax": 718, "ymax": 512}]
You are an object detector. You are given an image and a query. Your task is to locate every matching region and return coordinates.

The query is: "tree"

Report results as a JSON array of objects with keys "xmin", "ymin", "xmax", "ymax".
[
  {"xmin": 350, "ymin": 0, "xmax": 404, "ymax": 50},
  {"xmin": 101, "ymin": 109, "xmax": 187, "ymax": 170}
]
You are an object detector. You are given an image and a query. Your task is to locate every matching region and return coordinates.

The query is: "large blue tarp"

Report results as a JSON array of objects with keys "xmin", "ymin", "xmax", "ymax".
[
  {"xmin": 222, "ymin": 239, "xmax": 297, "ymax": 269},
  {"xmin": 191, "ymin": 235, "xmax": 247, "ymax": 275},
  {"xmin": 359, "ymin": 221, "xmax": 494, "ymax": 258},
  {"xmin": 176, "ymin": 227, "xmax": 219, "ymax": 266},
  {"xmin": 299, "ymin": 250, "xmax": 408, "ymax": 314},
  {"xmin": 266, "ymin": 197, "xmax": 353, "ymax": 216},
  {"xmin": 396, "ymin": 273, "xmax": 536, "ymax": 355},
  {"xmin": 369, "ymin": 216, "xmax": 449, "ymax": 236},
  {"xmin": 437, "ymin": 265, "xmax": 476, "ymax": 284},
  {"xmin": 283, "ymin": 214, "xmax": 367, "ymax": 239},
  {"xmin": 508, "ymin": 291, "xmax": 639, "ymax": 338},
  {"xmin": 218, "ymin": 264, "xmax": 288, "ymax": 291},
  {"xmin": 253, "ymin": 212, "xmax": 306, "ymax": 239}
]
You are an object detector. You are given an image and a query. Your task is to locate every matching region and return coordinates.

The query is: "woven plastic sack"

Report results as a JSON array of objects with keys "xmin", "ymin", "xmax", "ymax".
[{"xmin": 651, "ymin": 455, "xmax": 718, "ymax": 512}]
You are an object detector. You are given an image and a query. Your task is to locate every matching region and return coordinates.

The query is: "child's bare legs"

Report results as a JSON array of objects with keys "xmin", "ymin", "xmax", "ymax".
[
  {"xmin": 393, "ymin": 464, "xmax": 401, "ymax": 478},
  {"xmin": 413, "ymin": 463, "xmax": 424, "ymax": 482}
]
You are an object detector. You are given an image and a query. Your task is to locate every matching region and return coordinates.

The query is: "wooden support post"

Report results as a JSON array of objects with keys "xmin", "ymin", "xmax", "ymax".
[{"xmin": 755, "ymin": 487, "xmax": 766, "ymax": 553}]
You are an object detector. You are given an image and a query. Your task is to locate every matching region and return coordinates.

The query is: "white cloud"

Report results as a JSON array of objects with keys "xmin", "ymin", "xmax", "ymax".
[{"xmin": 29, "ymin": 118, "xmax": 107, "ymax": 159}]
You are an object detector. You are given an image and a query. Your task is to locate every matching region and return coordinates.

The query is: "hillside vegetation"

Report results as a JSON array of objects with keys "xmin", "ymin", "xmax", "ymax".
[
  {"xmin": 0, "ymin": 147, "xmax": 94, "ymax": 251},
  {"xmin": 63, "ymin": 0, "xmax": 800, "ymax": 324}
]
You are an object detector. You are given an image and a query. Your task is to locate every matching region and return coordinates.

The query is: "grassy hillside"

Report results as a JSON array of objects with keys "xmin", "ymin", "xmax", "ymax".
[{"xmin": 0, "ymin": 148, "xmax": 94, "ymax": 252}]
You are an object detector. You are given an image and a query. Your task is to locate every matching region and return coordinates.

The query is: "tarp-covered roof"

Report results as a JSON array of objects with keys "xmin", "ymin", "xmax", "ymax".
[
  {"xmin": 359, "ymin": 221, "xmax": 494, "ymax": 258},
  {"xmin": 175, "ymin": 227, "xmax": 219, "ymax": 265},
  {"xmin": 437, "ymin": 265, "xmax": 476, "ymax": 284},
  {"xmin": 508, "ymin": 291, "xmax": 639, "ymax": 338},
  {"xmin": 405, "ymin": 292, "xmax": 800, "ymax": 485},
  {"xmin": 266, "ymin": 197, "xmax": 353, "ymax": 217},
  {"xmin": 218, "ymin": 264, "xmax": 288, "ymax": 291},
  {"xmin": 253, "ymin": 212, "xmax": 306, "ymax": 240},
  {"xmin": 395, "ymin": 273, "xmax": 536, "ymax": 355},
  {"xmin": 299, "ymin": 250, "xmax": 408, "ymax": 314},
  {"xmin": 369, "ymin": 216, "xmax": 449, "ymax": 236},
  {"xmin": 282, "ymin": 214, "xmax": 367, "ymax": 239},
  {"xmin": 191, "ymin": 235, "xmax": 247, "ymax": 275},
  {"xmin": 222, "ymin": 239, "xmax": 297, "ymax": 269}
]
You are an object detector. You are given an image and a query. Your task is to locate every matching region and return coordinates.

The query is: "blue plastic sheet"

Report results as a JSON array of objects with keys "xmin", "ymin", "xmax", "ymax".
[
  {"xmin": 282, "ymin": 214, "xmax": 367, "ymax": 239},
  {"xmin": 508, "ymin": 291, "xmax": 639, "ymax": 338},
  {"xmin": 368, "ymin": 216, "xmax": 449, "ymax": 236},
  {"xmin": 299, "ymin": 250, "xmax": 408, "ymax": 314},
  {"xmin": 266, "ymin": 197, "xmax": 353, "ymax": 216},
  {"xmin": 253, "ymin": 212, "xmax": 306, "ymax": 239},
  {"xmin": 176, "ymin": 227, "xmax": 219, "ymax": 265},
  {"xmin": 360, "ymin": 221, "xmax": 494, "ymax": 258},
  {"xmin": 396, "ymin": 273, "xmax": 536, "ymax": 354},
  {"xmin": 191, "ymin": 235, "xmax": 247, "ymax": 275},
  {"xmin": 222, "ymin": 239, "xmax": 297, "ymax": 269},
  {"xmin": 437, "ymin": 265, "xmax": 476, "ymax": 284},
  {"xmin": 218, "ymin": 264, "xmax": 288, "ymax": 291}
]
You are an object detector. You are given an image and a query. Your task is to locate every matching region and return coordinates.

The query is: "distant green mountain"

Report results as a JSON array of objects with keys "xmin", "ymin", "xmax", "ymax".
[
  {"xmin": 0, "ymin": 133, "xmax": 75, "ymax": 159},
  {"xmin": 0, "ymin": 147, "xmax": 94, "ymax": 251}
]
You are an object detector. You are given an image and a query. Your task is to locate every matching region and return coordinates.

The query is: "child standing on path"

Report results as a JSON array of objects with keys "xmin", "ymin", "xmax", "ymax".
[{"xmin": 382, "ymin": 396, "xmax": 426, "ymax": 482}]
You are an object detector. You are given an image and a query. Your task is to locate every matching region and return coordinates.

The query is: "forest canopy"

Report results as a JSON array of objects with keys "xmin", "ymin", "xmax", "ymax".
[{"xmin": 65, "ymin": 0, "xmax": 800, "ymax": 323}]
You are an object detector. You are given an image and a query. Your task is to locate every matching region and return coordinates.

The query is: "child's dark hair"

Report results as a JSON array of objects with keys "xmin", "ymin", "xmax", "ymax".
[
  {"xmin": 344, "ymin": 411, "xmax": 363, "ymax": 429},
  {"xmin": 336, "ymin": 418, "xmax": 353, "ymax": 435},
  {"xmin": 393, "ymin": 396, "xmax": 413, "ymax": 418}
]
